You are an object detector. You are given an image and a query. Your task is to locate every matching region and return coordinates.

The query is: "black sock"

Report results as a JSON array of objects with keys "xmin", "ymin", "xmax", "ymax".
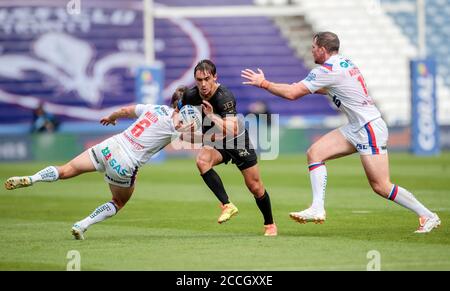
[
  {"xmin": 255, "ymin": 190, "xmax": 274, "ymax": 225},
  {"xmin": 201, "ymin": 169, "xmax": 230, "ymax": 205}
]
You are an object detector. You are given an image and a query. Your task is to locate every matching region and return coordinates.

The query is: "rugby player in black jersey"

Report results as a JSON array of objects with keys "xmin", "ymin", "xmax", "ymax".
[{"xmin": 180, "ymin": 60, "xmax": 277, "ymax": 236}]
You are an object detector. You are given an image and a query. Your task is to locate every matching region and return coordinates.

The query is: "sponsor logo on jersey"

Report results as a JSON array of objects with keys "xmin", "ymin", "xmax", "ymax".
[
  {"xmin": 90, "ymin": 148, "xmax": 100, "ymax": 164},
  {"xmin": 349, "ymin": 68, "xmax": 361, "ymax": 77},
  {"xmin": 101, "ymin": 146, "xmax": 129, "ymax": 176},
  {"xmin": 105, "ymin": 174, "xmax": 130, "ymax": 185},
  {"xmin": 122, "ymin": 132, "xmax": 145, "ymax": 150},
  {"xmin": 332, "ymin": 95, "xmax": 341, "ymax": 108},
  {"xmin": 345, "ymin": 58, "xmax": 355, "ymax": 66},
  {"xmin": 154, "ymin": 106, "xmax": 169, "ymax": 116},
  {"xmin": 223, "ymin": 101, "xmax": 234, "ymax": 112},
  {"xmin": 305, "ymin": 72, "xmax": 316, "ymax": 82},
  {"xmin": 356, "ymin": 144, "xmax": 368, "ymax": 150},
  {"xmin": 340, "ymin": 61, "xmax": 349, "ymax": 68},
  {"xmin": 356, "ymin": 144, "xmax": 387, "ymax": 151}
]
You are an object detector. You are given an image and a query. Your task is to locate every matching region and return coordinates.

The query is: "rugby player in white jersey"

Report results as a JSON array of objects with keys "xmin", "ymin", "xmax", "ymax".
[
  {"xmin": 4, "ymin": 87, "xmax": 199, "ymax": 240},
  {"xmin": 241, "ymin": 32, "xmax": 440, "ymax": 233}
]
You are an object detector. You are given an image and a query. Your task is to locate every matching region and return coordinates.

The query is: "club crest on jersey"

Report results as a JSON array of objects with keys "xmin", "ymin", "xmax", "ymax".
[
  {"xmin": 238, "ymin": 149, "xmax": 250, "ymax": 157},
  {"xmin": 101, "ymin": 147, "xmax": 129, "ymax": 176}
]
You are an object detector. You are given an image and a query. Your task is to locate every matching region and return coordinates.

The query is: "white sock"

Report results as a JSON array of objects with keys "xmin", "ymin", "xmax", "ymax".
[
  {"xmin": 30, "ymin": 166, "xmax": 59, "ymax": 183},
  {"xmin": 77, "ymin": 201, "xmax": 118, "ymax": 230},
  {"xmin": 388, "ymin": 185, "xmax": 434, "ymax": 217},
  {"xmin": 308, "ymin": 162, "xmax": 327, "ymax": 210}
]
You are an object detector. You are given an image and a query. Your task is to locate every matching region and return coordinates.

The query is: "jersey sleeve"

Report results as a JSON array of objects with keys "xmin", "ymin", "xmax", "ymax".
[
  {"xmin": 216, "ymin": 92, "xmax": 237, "ymax": 118},
  {"xmin": 301, "ymin": 66, "xmax": 336, "ymax": 93},
  {"xmin": 134, "ymin": 104, "xmax": 154, "ymax": 117}
]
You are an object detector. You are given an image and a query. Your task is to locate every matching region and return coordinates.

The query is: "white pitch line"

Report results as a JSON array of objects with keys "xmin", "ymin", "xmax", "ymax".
[{"xmin": 351, "ymin": 210, "xmax": 372, "ymax": 214}]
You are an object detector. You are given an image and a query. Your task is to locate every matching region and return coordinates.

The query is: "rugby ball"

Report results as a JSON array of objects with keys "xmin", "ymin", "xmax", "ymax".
[{"xmin": 179, "ymin": 105, "xmax": 202, "ymax": 130}]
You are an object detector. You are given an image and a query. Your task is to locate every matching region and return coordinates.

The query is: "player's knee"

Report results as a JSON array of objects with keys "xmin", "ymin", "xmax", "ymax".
[
  {"xmin": 306, "ymin": 147, "xmax": 319, "ymax": 163},
  {"xmin": 196, "ymin": 155, "xmax": 212, "ymax": 173},
  {"xmin": 370, "ymin": 181, "xmax": 390, "ymax": 197},
  {"xmin": 247, "ymin": 180, "xmax": 264, "ymax": 197}
]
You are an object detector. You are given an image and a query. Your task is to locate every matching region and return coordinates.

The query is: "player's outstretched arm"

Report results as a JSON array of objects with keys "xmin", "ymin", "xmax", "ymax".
[
  {"xmin": 241, "ymin": 68, "xmax": 311, "ymax": 100},
  {"xmin": 100, "ymin": 105, "xmax": 137, "ymax": 126}
]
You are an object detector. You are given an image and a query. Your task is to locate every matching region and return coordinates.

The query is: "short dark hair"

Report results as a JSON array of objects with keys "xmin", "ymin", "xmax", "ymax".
[
  {"xmin": 194, "ymin": 59, "xmax": 216, "ymax": 76},
  {"xmin": 313, "ymin": 32, "xmax": 340, "ymax": 53},
  {"xmin": 170, "ymin": 85, "xmax": 188, "ymax": 109}
]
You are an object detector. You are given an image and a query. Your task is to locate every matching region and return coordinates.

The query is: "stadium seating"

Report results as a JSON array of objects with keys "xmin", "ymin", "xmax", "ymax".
[
  {"xmin": 0, "ymin": 0, "xmax": 337, "ymax": 130},
  {"xmin": 380, "ymin": 0, "xmax": 450, "ymax": 124},
  {"xmin": 185, "ymin": 16, "xmax": 336, "ymax": 117},
  {"xmin": 155, "ymin": 1, "xmax": 337, "ymax": 119},
  {"xmin": 270, "ymin": 0, "xmax": 417, "ymax": 126},
  {"xmin": 270, "ymin": 0, "xmax": 449, "ymax": 124}
]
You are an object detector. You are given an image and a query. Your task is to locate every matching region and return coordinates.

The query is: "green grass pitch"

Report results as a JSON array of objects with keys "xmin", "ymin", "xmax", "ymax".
[{"xmin": 0, "ymin": 153, "xmax": 449, "ymax": 270}]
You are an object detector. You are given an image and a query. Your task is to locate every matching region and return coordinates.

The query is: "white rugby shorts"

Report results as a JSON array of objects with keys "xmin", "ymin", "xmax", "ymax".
[
  {"xmin": 88, "ymin": 137, "xmax": 138, "ymax": 187},
  {"xmin": 339, "ymin": 118, "xmax": 388, "ymax": 155}
]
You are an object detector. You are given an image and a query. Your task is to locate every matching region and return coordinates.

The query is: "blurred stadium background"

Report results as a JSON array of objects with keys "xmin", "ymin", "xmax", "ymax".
[
  {"xmin": 0, "ymin": 0, "xmax": 449, "ymax": 271},
  {"xmin": 0, "ymin": 0, "xmax": 448, "ymax": 160}
]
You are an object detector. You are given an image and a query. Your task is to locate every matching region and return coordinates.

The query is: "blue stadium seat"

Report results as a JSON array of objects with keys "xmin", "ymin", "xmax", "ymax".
[
  {"xmin": 0, "ymin": 0, "xmax": 337, "ymax": 127},
  {"xmin": 382, "ymin": 0, "xmax": 450, "ymax": 88}
]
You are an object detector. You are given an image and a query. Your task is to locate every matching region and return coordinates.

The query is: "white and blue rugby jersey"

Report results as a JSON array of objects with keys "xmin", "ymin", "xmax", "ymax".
[
  {"xmin": 114, "ymin": 104, "xmax": 177, "ymax": 167},
  {"xmin": 301, "ymin": 54, "xmax": 381, "ymax": 132}
]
